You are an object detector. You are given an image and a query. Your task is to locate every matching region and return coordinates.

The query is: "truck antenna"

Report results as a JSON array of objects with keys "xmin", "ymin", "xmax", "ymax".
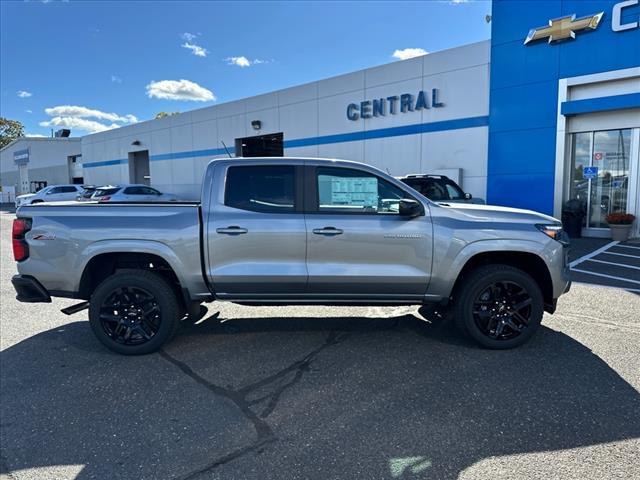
[{"xmin": 221, "ymin": 140, "xmax": 233, "ymax": 158}]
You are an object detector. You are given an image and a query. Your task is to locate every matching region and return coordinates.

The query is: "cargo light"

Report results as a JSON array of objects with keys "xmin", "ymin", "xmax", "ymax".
[{"xmin": 12, "ymin": 218, "xmax": 32, "ymax": 262}]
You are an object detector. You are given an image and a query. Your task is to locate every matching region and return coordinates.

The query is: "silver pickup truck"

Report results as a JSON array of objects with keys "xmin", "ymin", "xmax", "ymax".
[{"xmin": 12, "ymin": 157, "xmax": 571, "ymax": 354}]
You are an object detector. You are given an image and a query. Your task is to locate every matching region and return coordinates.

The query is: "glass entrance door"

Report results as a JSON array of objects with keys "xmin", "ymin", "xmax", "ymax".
[{"xmin": 569, "ymin": 128, "xmax": 634, "ymax": 233}]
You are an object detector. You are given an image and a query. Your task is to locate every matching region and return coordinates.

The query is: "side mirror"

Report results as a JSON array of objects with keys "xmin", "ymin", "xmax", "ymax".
[
  {"xmin": 399, "ymin": 199, "xmax": 423, "ymax": 218},
  {"xmin": 464, "ymin": 192, "xmax": 472, "ymax": 200}
]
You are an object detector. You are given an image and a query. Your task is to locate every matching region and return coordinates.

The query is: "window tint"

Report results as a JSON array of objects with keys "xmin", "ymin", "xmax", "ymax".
[
  {"xmin": 418, "ymin": 180, "xmax": 448, "ymax": 201},
  {"xmin": 444, "ymin": 181, "xmax": 465, "ymax": 200},
  {"xmin": 93, "ymin": 187, "xmax": 121, "ymax": 197},
  {"xmin": 141, "ymin": 187, "xmax": 160, "ymax": 195},
  {"xmin": 47, "ymin": 187, "xmax": 63, "ymax": 194},
  {"xmin": 225, "ymin": 165, "xmax": 295, "ymax": 213},
  {"xmin": 60, "ymin": 186, "xmax": 78, "ymax": 193},
  {"xmin": 124, "ymin": 187, "xmax": 144, "ymax": 195},
  {"xmin": 317, "ymin": 167, "xmax": 406, "ymax": 214}
]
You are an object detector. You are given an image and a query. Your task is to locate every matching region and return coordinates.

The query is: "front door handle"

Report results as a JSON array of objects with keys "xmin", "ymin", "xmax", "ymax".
[
  {"xmin": 312, "ymin": 227, "xmax": 343, "ymax": 235},
  {"xmin": 216, "ymin": 226, "xmax": 248, "ymax": 235}
]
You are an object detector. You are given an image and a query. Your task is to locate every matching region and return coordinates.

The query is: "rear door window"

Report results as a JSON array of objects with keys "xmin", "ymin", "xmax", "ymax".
[{"xmin": 225, "ymin": 165, "xmax": 295, "ymax": 213}]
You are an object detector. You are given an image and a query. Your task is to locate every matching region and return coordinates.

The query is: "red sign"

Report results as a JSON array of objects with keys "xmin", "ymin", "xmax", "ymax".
[{"xmin": 593, "ymin": 152, "xmax": 603, "ymax": 161}]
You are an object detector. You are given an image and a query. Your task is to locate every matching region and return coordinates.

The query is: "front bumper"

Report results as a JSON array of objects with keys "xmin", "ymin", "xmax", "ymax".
[{"xmin": 12, "ymin": 275, "xmax": 52, "ymax": 303}]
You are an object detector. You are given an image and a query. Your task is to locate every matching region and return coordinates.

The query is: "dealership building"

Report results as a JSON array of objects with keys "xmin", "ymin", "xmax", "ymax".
[{"xmin": 2, "ymin": 0, "xmax": 639, "ymax": 237}]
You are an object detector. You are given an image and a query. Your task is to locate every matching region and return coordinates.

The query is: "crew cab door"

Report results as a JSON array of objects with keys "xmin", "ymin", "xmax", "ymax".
[
  {"xmin": 304, "ymin": 165, "xmax": 432, "ymax": 300},
  {"xmin": 206, "ymin": 163, "xmax": 307, "ymax": 298}
]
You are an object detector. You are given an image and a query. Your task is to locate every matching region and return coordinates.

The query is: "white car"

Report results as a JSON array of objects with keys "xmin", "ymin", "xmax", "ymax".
[
  {"xmin": 15, "ymin": 184, "xmax": 84, "ymax": 208},
  {"xmin": 91, "ymin": 184, "xmax": 179, "ymax": 202}
]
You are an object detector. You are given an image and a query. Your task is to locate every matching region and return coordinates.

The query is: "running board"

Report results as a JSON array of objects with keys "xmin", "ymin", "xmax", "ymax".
[{"xmin": 61, "ymin": 301, "xmax": 90, "ymax": 316}]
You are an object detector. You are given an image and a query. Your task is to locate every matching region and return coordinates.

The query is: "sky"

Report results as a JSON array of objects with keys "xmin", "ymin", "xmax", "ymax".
[{"xmin": 0, "ymin": 0, "xmax": 491, "ymax": 137}]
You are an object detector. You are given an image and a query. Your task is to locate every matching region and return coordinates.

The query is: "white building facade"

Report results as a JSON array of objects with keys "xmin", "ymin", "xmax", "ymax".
[
  {"xmin": 82, "ymin": 41, "xmax": 490, "ymax": 201},
  {"xmin": 0, "ymin": 137, "xmax": 82, "ymax": 201}
]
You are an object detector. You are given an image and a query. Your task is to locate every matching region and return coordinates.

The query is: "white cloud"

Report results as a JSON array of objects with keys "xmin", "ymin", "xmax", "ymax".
[
  {"xmin": 225, "ymin": 56, "xmax": 269, "ymax": 68},
  {"xmin": 146, "ymin": 79, "xmax": 216, "ymax": 102},
  {"xmin": 392, "ymin": 48, "xmax": 429, "ymax": 60},
  {"xmin": 182, "ymin": 42, "xmax": 208, "ymax": 57},
  {"xmin": 44, "ymin": 105, "xmax": 137, "ymax": 123},
  {"xmin": 182, "ymin": 32, "xmax": 197, "ymax": 42},
  {"xmin": 25, "ymin": 109, "xmax": 33, "ymax": 114},
  {"xmin": 17, "ymin": 90, "xmax": 32, "ymax": 98},
  {"xmin": 25, "ymin": 133, "xmax": 47, "ymax": 138},
  {"xmin": 111, "ymin": 74, "xmax": 122, "ymax": 83},
  {"xmin": 39, "ymin": 105, "xmax": 138, "ymax": 134},
  {"xmin": 450, "ymin": 0, "xmax": 470, "ymax": 3},
  {"xmin": 39, "ymin": 116, "xmax": 120, "ymax": 134}
]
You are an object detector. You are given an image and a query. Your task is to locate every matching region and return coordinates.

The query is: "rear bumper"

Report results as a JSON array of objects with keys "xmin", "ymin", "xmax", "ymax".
[{"xmin": 11, "ymin": 275, "xmax": 52, "ymax": 303}]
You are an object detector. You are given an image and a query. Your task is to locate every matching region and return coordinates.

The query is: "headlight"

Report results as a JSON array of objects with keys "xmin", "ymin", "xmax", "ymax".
[{"xmin": 535, "ymin": 224, "xmax": 569, "ymax": 246}]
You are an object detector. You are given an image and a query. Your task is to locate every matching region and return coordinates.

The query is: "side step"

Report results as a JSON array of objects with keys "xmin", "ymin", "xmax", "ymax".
[{"xmin": 61, "ymin": 301, "xmax": 90, "ymax": 316}]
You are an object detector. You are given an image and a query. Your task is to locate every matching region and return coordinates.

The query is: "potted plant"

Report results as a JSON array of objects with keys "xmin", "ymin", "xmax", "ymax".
[{"xmin": 605, "ymin": 212, "xmax": 636, "ymax": 241}]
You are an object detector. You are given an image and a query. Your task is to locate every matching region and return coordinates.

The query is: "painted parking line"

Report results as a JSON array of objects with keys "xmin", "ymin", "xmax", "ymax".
[
  {"xmin": 569, "ymin": 241, "xmax": 618, "ymax": 268},
  {"xmin": 599, "ymin": 251, "xmax": 640, "ymax": 259},
  {"xmin": 614, "ymin": 244, "xmax": 640, "ymax": 250},
  {"xmin": 585, "ymin": 258, "xmax": 640, "ymax": 271},
  {"xmin": 570, "ymin": 240, "xmax": 640, "ymax": 292},
  {"xmin": 571, "ymin": 269, "xmax": 640, "ymax": 285}
]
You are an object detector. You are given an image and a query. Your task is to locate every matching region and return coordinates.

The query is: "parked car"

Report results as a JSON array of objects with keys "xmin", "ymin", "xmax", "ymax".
[
  {"xmin": 76, "ymin": 185, "xmax": 98, "ymax": 201},
  {"xmin": 14, "ymin": 184, "xmax": 84, "ymax": 208},
  {"xmin": 399, "ymin": 174, "xmax": 485, "ymax": 204},
  {"xmin": 12, "ymin": 157, "xmax": 570, "ymax": 355},
  {"xmin": 91, "ymin": 184, "xmax": 179, "ymax": 202}
]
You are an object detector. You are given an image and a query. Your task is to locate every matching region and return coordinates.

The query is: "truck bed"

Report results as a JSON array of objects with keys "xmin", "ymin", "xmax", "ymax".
[{"xmin": 15, "ymin": 202, "xmax": 210, "ymax": 300}]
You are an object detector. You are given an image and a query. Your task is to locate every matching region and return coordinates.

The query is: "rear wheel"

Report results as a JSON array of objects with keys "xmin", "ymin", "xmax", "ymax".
[
  {"xmin": 453, "ymin": 264, "xmax": 544, "ymax": 349},
  {"xmin": 88, "ymin": 270, "xmax": 180, "ymax": 355}
]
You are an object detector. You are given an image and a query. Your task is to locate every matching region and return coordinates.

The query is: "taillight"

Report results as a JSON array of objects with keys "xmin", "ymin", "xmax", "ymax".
[
  {"xmin": 98, "ymin": 196, "xmax": 111, "ymax": 202},
  {"xmin": 12, "ymin": 218, "xmax": 32, "ymax": 262}
]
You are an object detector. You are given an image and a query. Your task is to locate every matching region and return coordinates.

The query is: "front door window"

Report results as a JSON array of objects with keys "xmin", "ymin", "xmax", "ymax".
[{"xmin": 569, "ymin": 129, "xmax": 632, "ymax": 229}]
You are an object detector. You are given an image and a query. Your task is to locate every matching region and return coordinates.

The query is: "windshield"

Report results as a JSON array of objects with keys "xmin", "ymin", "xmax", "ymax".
[{"xmin": 93, "ymin": 187, "xmax": 120, "ymax": 197}]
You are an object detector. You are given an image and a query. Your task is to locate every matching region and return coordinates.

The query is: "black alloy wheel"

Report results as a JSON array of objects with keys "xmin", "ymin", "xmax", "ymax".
[
  {"xmin": 89, "ymin": 270, "xmax": 181, "ymax": 355},
  {"xmin": 453, "ymin": 264, "xmax": 544, "ymax": 349},
  {"xmin": 99, "ymin": 286, "xmax": 161, "ymax": 345},
  {"xmin": 471, "ymin": 281, "xmax": 533, "ymax": 341}
]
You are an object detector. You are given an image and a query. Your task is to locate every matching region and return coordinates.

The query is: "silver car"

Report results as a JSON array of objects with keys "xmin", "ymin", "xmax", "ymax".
[{"xmin": 91, "ymin": 184, "xmax": 179, "ymax": 202}]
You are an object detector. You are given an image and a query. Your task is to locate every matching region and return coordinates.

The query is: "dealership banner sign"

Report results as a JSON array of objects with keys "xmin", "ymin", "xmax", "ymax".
[
  {"xmin": 13, "ymin": 149, "xmax": 30, "ymax": 165},
  {"xmin": 347, "ymin": 89, "xmax": 444, "ymax": 121}
]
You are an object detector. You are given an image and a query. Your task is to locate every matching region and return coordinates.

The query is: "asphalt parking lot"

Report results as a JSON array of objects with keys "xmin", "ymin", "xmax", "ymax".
[{"xmin": 1, "ymin": 209, "xmax": 639, "ymax": 480}]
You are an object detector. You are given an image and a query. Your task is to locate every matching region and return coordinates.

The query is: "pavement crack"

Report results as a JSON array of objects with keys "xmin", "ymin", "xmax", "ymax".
[
  {"xmin": 158, "ymin": 349, "xmax": 273, "ymax": 440},
  {"xmin": 159, "ymin": 330, "xmax": 347, "ymax": 478}
]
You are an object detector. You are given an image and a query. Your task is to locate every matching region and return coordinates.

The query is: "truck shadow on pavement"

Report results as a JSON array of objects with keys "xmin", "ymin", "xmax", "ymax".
[{"xmin": 1, "ymin": 311, "xmax": 640, "ymax": 480}]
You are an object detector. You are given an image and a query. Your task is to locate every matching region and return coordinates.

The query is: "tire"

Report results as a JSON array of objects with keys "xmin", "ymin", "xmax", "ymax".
[
  {"xmin": 88, "ymin": 270, "xmax": 181, "ymax": 355},
  {"xmin": 452, "ymin": 264, "xmax": 544, "ymax": 349}
]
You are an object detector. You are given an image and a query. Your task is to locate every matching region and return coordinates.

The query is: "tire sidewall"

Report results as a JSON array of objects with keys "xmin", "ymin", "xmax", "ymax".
[
  {"xmin": 457, "ymin": 266, "xmax": 544, "ymax": 350},
  {"xmin": 89, "ymin": 272, "xmax": 179, "ymax": 355}
]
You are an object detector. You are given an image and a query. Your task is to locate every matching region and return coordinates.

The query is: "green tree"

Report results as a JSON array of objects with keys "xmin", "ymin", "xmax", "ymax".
[
  {"xmin": 0, "ymin": 117, "xmax": 25, "ymax": 149},
  {"xmin": 155, "ymin": 111, "xmax": 180, "ymax": 119}
]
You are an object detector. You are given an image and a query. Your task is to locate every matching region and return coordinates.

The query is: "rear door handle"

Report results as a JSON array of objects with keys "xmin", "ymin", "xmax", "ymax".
[
  {"xmin": 312, "ymin": 227, "xmax": 343, "ymax": 235},
  {"xmin": 216, "ymin": 226, "xmax": 248, "ymax": 235}
]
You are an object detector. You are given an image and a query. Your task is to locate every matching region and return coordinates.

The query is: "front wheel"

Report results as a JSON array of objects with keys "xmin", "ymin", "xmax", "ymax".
[
  {"xmin": 453, "ymin": 264, "xmax": 544, "ymax": 349},
  {"xmin": 89, "ymin": 270, "xmax": 181, "ymax": 355}
]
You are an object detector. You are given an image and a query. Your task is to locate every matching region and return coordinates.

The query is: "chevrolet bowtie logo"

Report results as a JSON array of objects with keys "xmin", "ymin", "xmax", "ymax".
[{"xmin": 524, "ymin": 12, "xmax": 604, "ymax": 44}]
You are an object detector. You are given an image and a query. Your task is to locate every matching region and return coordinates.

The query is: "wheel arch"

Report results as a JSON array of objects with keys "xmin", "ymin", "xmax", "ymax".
[
  {"xmin": 76, "ymin": 241, "xmax": 193, "ymax": 307},
  {"xmin": 450, "ymin": 250, "xmax": 554, "ymax": 312}
]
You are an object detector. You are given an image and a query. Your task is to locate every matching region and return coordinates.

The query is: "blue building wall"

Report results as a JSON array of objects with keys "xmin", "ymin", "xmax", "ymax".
[{"xmin": 488, "ymin": 0, "xmax": 640, "ymax": 214}]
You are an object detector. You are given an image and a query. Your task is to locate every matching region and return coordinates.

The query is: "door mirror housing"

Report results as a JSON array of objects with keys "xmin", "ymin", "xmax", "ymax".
[
  {"xmin": 464, "ymin": 192, "xmax": 472, "ymax": 200},
  {"xmin": 399, "ymin": 199, "xmax": 423, "ymax": 218}
]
